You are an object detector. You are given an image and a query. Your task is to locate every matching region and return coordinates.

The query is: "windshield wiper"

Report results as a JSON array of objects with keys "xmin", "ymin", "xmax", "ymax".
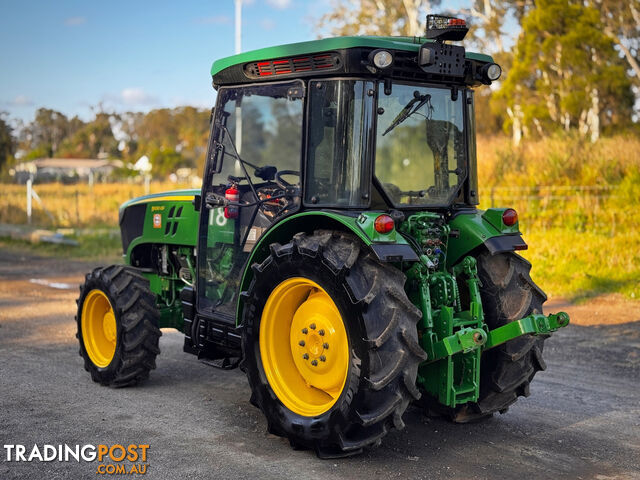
[{"xmin": 382, "ymin": 91, "xmax": 432, "ymax": 136}]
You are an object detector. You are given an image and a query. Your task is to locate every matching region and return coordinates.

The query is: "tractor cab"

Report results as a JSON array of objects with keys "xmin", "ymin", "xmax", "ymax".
[{"xmin": 198, "ymin": 15, "xmax": 501, "ymax": 319}]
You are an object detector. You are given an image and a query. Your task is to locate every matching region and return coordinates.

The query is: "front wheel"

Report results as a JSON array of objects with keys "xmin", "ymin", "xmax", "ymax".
[
  {"xmin": 76, "ymin": 265, "xmax": 161, "ymax": 387},
  {"xmin": 241, "ymin": 231, "xmax": 425, "ymax": 458}
]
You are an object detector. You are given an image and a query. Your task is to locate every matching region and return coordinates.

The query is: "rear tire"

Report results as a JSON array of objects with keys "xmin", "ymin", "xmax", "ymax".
[
  {"xmin": 76, "ymin": 265, "xmax": 161, "ymax": 387},
  {"xmin": 428, "ymin": 251, "xmax": 548, "ymax": 422},
  {"xmin": 241, "ymin": 230, "xmax": 425, "ymax": 458}
]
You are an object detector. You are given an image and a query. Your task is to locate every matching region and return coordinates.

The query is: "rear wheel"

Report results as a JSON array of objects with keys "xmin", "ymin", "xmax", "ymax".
[
  {"xmin": 76, "ymin": 265, "xmax": 161, "ymax": 387},
  {"xmin": 241, "ymin": 230, "xmax": 425, "ymax": 458}
]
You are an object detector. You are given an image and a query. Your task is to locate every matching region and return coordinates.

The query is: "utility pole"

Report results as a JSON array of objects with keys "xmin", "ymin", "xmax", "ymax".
[{"xmin": 235, "ymin": 0, "xmax": 243, "ymax": 160}]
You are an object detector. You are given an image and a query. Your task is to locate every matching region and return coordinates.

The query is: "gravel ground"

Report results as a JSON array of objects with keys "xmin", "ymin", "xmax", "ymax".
[{"xmin": 1, "ymin": 247, "xmax": 639, "ymax": 480}]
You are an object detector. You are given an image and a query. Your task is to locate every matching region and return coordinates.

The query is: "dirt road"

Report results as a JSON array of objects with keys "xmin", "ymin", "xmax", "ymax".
[{"xmin": 1, "ymin": 247, "xmax": 639, "ymax": 479}]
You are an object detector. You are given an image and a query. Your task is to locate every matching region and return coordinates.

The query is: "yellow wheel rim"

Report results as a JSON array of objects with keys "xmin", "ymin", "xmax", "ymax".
[
  {"xmin": 260, "ymin": 277, "xmax": 350, "ymax": 417},
  {"xmin": 81, "ymin": 289, "xmax": 117, "ymax": 368}
]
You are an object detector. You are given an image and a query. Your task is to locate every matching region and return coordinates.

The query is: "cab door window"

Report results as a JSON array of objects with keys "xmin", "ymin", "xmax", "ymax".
[{"xmin": 198, "ymin": 81, "xmax": 304, "ymax": 318}]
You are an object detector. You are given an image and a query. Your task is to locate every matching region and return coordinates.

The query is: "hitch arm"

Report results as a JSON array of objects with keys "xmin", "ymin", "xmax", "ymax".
[
  {"xmin": 484, "ymin": 312, "xmax": 570, "ymax": 350},
  {"xmin": 424, "ymin": 312, "xmax": 570, "ymax": 364}
]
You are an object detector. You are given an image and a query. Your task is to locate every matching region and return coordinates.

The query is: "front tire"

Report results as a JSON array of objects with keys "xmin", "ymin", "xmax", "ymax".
[
  {"xmin": 76, "ymin": 265, "xmax": 161, "ymax": 387},
  {"xmin": 241, "ymin": 231, "xmax": 425, "ymax": 458}
]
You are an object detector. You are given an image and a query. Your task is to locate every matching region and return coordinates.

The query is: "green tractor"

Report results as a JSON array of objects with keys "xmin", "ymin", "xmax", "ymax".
[{"xmin": 76, "ymin": 15, "xmax": 569, "ymax": 458}]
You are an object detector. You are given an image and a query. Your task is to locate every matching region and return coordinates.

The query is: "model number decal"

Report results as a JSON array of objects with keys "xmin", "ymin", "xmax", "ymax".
[{"xmin": 209, "ymin": 207, "xmax": 228, "ymax": 227}]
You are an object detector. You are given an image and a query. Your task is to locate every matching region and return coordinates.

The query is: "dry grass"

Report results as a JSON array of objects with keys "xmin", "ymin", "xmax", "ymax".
[
  {"xmin": 0, "ymin": 182, "xmax": 191, "ymax": 228},
  {"xmin": 477, "ymin": 135, "xmax": 640, "ymax": 301},
  {"xmin": 0, "ymin": 134, "xmax": 638, "ymax": 301}
]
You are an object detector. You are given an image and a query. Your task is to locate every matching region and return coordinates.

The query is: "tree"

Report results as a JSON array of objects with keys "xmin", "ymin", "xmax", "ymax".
[
  {"xmin": 316, "ymin": 0, "xmax": 441, "ymax": 37},
  {"xmin": 24, "ymin": 108, "xmax": 76, "ymax": 157},
  {"xmin": 590, "ymin": 0, "xmax": 640, "ymax": 85},
  {"xmin": 58, "ymin": 112, "xmax": 118, "ymax": 158},
  {"xmin": 497, "ymin": 0, "xmax": 633, "ymax": 143},
  {"xmin": 461, "ymin": 0, "xmax": 509, "ymax": 53},
  {"xmin": 0, "ymin": 112, "xmax": 16, "ymax": 171}
]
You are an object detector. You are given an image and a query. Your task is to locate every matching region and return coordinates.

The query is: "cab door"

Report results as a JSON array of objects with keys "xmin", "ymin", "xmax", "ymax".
[{"xmin": 197, "ymin": 80, "xmax": 305, "ymax": 321}]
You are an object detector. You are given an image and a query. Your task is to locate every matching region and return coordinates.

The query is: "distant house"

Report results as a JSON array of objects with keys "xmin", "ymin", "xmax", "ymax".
[{"xmin": 12, "ymin": 158, "xmax": 123, "ymax": 183}]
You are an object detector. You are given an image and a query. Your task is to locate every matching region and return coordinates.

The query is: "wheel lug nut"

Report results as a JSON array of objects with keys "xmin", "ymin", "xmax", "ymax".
[
  {"xmin": 323, "ymin": 343, "xmax": 329, "ymax": 349},
  {"xmin": 310, "ymin": 323, "xmax": 316, "ymax": 330},
  {"xmin": 299, "ymin": 340, "xmax": 305, "ymax": 346},
  {"xmin": 311, "ymin": 359, "xmax": 318, "ymax": 366},
  {"xmin": 320, "ymin": 355, "xmax": 326, "ymax": 362},
  {"xmin": 318, "ymin": 329, "xmax": 325, "ymax": 336},
  {"xmin": 302, "ymin": 328, "xmax": 308, "ymax": 334},
  {"xmin": 303, "ymin": 353, "xmax": 309, "ymax": 360}
]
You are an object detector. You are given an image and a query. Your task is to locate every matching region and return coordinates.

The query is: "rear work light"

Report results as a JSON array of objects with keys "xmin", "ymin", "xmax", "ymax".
[
  {"xmin": 370, "ymin": 49, "xmax": 393, "ymax": 69},
  {"xmin": 479, "ymin": 63, "xmax": 502, "ymax": 84},
  {"xmin": 502, "ymin": 209, "xmax": 518, "ymax": 226},
  {"xmin": 374, "ymin": 214, "xmax": 395, "ymax": 234}
]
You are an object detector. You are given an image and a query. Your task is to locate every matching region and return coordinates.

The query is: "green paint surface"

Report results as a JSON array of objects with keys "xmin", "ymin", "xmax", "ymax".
[
  {"xmin": 446, "ymin": 209, "xmax": 521, "ymax": 267},
  {"xmin": 211, "ymin": 36, "xmax": 493, "ymax": 77}
]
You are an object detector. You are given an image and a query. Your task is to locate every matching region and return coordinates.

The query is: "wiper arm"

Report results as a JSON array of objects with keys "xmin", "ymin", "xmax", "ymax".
[{"xmin": 382, "ymin": 92, "xmax": 432, "ymax": 136}]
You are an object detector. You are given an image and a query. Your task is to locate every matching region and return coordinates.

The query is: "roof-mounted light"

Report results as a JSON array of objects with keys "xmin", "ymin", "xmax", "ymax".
[
  {"xmin": 479, "ymin": 62, "xmax": 502, "ymax": 84},
  {"xmin": 369, "ymin": 49, "xmax": 394, "ymax": 69}
]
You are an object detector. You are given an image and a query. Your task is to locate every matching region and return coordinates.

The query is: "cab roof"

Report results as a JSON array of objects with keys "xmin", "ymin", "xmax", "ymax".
[{"xmin": 210, "ymin": 36, "xmax": 493, "ymax": 78}]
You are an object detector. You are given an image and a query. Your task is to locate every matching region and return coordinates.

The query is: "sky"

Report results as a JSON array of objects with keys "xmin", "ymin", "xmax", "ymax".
[
  {"xmin": 0, "ymin": 0, "xmax": 333, "ymax": 124},
  {"xmin": 0, "ymin": 0, "xmax": 488, "ymax": 126}
]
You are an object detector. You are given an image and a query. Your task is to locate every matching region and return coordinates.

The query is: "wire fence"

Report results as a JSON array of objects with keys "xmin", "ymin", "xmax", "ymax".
[
  {"xmin": 487, "ymin": 185, "xmax": 618, "ymax": 205},
  {"xmin": 0, "ymin": 182, "xmax": 630, "ymax": 235},
  {"xmin": 0, "ymin": 182, "xmax": 192, "ymax": 229},
  {"xmin": 481, "ymin": 184, "xmax": 626, "ymax": 234}
]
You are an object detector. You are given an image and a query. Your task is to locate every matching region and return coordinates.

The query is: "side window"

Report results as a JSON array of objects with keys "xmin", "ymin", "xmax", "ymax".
[
  {"xmin": 305, "ymin": 80, "xmax": 373, "ymax": 207},
  {"xmin": 215, "ymin": 84, "xmax": 303, "ymax": 184},
  {"xmin": 198, "ymin": 81, "xmax": 304, "ymax": 318}
]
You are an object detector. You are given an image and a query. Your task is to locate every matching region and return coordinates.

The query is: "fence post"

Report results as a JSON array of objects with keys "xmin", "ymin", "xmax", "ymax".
[
  {"xmin": 26, "ymin": 177, "xmax": 32, "ymax": 224},
  {"xmin": 75, "ymin": 189, "xmax": 80, "ymax": 226}
]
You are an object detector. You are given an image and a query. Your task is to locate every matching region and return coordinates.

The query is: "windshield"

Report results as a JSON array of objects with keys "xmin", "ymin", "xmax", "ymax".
[{"xmin": 375, "ymin": 83, "xmax": 466, "ymax": 206}]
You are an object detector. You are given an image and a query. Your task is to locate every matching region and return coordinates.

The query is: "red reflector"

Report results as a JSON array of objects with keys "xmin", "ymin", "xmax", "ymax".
[
  {"xmin": 502, "ymin": 209, "xmax": 518, "ymax": 226},
  {"xmin": 374, "ymin": 215, "xmax": 394, "ymax": 234}
]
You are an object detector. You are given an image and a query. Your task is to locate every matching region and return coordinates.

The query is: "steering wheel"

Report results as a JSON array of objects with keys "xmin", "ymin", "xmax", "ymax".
[{"xmin": 275, "ymin": 170, "xmax": 300, "ymax": 189}]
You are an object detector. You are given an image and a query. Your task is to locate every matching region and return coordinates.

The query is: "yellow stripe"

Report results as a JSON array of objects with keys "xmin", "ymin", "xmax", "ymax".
[{"xmin": 128, "ymin": 195, "xmax": 195, "ymax": 206}]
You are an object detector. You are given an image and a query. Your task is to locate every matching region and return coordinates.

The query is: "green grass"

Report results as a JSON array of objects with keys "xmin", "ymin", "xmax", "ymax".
[
  {"xmin": 476, "ymin": 135, "xmax": 640, "ymax": 302},
  {"xmin": 521, "ymin": 229, "xmax": 640, "ymax": 302},
  {"xmin": 0, "ymin": 231, "xmax": 122, "ymax": 263}
]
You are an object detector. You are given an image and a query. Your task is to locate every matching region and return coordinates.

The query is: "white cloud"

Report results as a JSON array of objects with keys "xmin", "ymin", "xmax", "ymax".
[
  {"xmin": 64, "ymin": 16, "xmax": 86, "ymax": 26},
  {"xmin": 8, "ymin": 95, "xmax": 33, "ymax": 107},
  {"xmin": 195, "ymin": 15, "xmax": 230, "ymax": 25},
  {"xmin": 260, "ymin": 18, "xmax": 276, "ymax": 30},
  {"xmin": 266, "ymin": 0, "xmax": 292, "ymax": 9},
  {"xmin": 120, "ymin": 88, "xmax": 158, "ymax": 106}
]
